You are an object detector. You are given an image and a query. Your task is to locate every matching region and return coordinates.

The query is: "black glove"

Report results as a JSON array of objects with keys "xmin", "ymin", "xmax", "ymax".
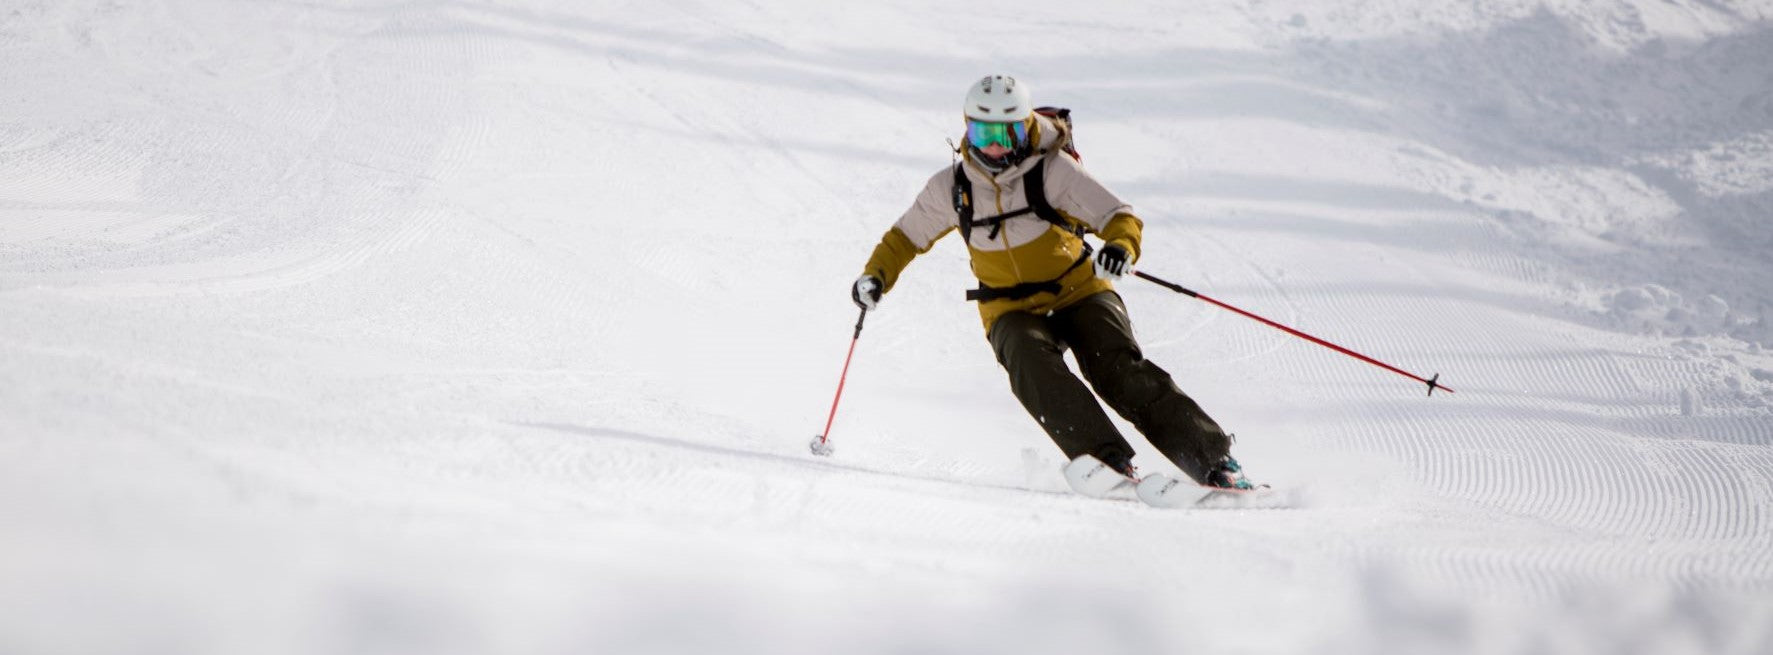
[
  {"xmin": 1094, "ymin": 244, "xmax": 1131, "ymax": 279},
  {"xmin": 851, "ymin": 275, "xmax": 882, "ymax": 310}
]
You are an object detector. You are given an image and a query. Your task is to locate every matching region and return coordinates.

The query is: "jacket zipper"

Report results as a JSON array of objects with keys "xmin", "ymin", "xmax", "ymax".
[{"xmin": 987, "ymin": 172, "xmax": 1027, "ymax": 282}]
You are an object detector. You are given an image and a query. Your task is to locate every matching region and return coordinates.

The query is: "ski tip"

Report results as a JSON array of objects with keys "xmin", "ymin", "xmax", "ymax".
[
  {"xmin": 808, "ymin": 435, "xmax": 834, "ymax": 457},
  {"xmin": 1062, "ymin": 454, "xmax": 1133, "ymax": 498},
  {"xmin": 1136, "ymin": 473, "xmax": 1212, "ymax": 508}
]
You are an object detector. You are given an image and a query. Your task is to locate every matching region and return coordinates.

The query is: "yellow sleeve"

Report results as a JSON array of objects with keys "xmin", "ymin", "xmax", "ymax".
[
  {"xmin": 862, "ymin": 225, "xmax": 953, "ymax": 294},
  {"xmin": 1099, "ymin": 212, "xmax": 1144, "ymax": 263}
]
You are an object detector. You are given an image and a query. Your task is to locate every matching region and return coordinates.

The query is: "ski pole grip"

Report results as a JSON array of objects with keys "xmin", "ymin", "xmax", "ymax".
[{"xmin": 1133, "ymin": 271, "xmax": 1199, "ymax": 297}]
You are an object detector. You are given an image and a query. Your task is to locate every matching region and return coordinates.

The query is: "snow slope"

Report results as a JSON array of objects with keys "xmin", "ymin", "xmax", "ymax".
[{"xmin": 3, "ymin": 1, "xmax": 1772, "ymax": 653}]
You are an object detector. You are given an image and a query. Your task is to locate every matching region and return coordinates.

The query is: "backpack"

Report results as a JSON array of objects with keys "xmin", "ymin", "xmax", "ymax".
[{"xmin": 951, "ymin": 107, "xmax": 1094, "ymax": 303}]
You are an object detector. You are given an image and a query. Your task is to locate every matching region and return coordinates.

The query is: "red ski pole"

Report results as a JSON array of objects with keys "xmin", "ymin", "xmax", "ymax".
[
  {"xmin": 1134, "ymin": 271, "xmax": 1453, "ymax": 396},
  {"xmin": 810, "ymin": 307, "xmax": 868, "ymax": 456}
]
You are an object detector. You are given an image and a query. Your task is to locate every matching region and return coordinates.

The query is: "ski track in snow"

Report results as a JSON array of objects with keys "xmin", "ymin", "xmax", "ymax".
[{"xmin": 4, "ymin": 1, "xmax": 1773, "ymax": 654}]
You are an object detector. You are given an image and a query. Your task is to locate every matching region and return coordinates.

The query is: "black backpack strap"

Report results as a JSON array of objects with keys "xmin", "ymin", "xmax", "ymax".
[
  {"xmin": 955, "ymin": 156, "xmax": 1086, "ymax": 245},
  {"xmin": 951, "ymin": 163, "xmax": 974, "ymax": 244},
  {"xmin": 1022, "ymin": 161, "xmax": 1085, "ymax": 237},
  {"xmin": 974, "ymin": 207, "xmax": 1035, "ymax": 240}
]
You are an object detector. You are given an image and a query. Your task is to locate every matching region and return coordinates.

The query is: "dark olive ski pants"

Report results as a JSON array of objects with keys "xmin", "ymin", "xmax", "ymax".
[{"xmin": 988, "ymin": 292, "xmax": 1231, "ymax": 483}]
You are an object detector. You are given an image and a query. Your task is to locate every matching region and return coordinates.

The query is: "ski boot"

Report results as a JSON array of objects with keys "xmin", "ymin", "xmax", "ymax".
[
  {"xmin": 1204, "ymin": 456, "xmax": 1259, "ymax": 490},
  {"xmin": 1101, "ymin": 453, "xmax": 1137, "ymax": 479},
  {"xmin": 1139, "ymin": 455, "xmax": 1280, "ymax": 508}
]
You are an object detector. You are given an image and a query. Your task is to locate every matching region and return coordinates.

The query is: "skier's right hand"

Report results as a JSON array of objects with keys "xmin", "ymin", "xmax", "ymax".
[{"xmin": 851, "ymin": 275, "xmax": 882, "ymax": 311}]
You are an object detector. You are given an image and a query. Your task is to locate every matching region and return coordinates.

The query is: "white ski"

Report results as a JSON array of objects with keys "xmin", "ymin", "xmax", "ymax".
[
  {"xmin": 1062, "ymin": 454, "xmax": 1134, "ymax": 498},
  {"xmin": 1066, "ymin": 455, "xmax": 1292, "ymax": 509},
  {"xmin": 1134, "ymin": 473, "xmax": 1216, "ymax": 507},
  {"xmin": 1136, "ymin": 472, "xmax": 1289, "ymax": 509}
]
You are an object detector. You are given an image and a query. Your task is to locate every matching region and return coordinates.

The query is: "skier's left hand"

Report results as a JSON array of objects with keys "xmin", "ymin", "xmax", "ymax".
[{"xmin": 1094, "ymin": 243, "xmax": 1132, "ymax": 279}]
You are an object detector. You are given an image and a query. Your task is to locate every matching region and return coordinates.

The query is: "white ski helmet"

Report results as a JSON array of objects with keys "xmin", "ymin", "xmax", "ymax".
[{"xmin": 963, "ymin": 74, "xmax": 1032, "ymax": 122}]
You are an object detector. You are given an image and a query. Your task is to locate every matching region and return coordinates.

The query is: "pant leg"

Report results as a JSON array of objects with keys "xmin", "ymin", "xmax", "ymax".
[
  {"xmin": 1054, "ymin": 292, "xmax": 1231, "ymax": 483},
  {"xmin": 987, "ymin": 310, "xmax": 1136, "ymax": 465}
]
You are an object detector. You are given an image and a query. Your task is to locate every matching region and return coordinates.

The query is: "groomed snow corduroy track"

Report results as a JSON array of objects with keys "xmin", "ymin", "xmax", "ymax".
[{"xmin": 3, "ymin": 2, "xmax": 1771, "ymax": 654}]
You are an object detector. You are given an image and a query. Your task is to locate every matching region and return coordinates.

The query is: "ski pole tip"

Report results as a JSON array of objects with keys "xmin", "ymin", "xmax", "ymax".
[{"xmin": 1426, "ymin": 373, "xmax": 1454, "ymax": 396}]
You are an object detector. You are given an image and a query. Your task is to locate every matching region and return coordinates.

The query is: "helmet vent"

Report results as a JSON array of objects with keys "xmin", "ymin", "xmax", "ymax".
[{"xmin": 963, "ymin": 74, "xmax": 1033, "ymax": 122}]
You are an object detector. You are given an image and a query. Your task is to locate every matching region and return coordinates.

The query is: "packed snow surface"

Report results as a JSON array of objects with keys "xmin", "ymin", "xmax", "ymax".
[{"xmin": 4, "ymin": 1, "xmax": 1772, "ymax": 653}]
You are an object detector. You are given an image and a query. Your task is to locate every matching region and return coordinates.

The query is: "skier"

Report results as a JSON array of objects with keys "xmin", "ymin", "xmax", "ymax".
[{"xmin": 851, "ymin": 74, "xmax": 1256, "ymax": 491}]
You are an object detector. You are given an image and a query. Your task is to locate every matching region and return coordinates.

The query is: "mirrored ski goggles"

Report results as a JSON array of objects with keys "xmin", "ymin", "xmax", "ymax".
[{"xmin": 966, "ymin": 118, "xmax": 1028, "ymax": 150}]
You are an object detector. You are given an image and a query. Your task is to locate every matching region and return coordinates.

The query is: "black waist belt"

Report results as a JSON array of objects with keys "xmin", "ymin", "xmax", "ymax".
[
  {"xmin": 965, "ymin": 245, "xmax": 1093, "ymax": 303},
  {"xmin": 965, "ymin": 280, "xmax": 1063, "ymax": 302}
]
